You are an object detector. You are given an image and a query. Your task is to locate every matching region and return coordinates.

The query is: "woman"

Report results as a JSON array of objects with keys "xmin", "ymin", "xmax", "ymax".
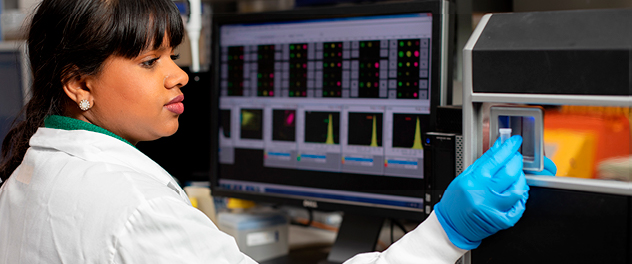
[{"xmin": 0, "ymin": 0, "xmax": 553, "ymax": 263}]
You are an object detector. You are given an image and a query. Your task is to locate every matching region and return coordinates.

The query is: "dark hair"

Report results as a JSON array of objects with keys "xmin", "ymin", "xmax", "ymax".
[{"xmin": 0, "ymin": 0, "xmax": 184, "ymax": 184}]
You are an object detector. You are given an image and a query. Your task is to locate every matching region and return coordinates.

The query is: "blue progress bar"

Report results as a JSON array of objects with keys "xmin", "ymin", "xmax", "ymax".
[
  {"xmin": 387, "ymin": 160, "xmax": 418, "ymax": 165},
  {"xmin": 345, "ymin": 157, "xmax": 374, "ymax": 162},
  {"xmin": 302, "ymin": 154, "xmax": 326, "ymax": 159},
  {"xmin": 268, "ymin": 152, "xmax": 291, "ymax": 157}
]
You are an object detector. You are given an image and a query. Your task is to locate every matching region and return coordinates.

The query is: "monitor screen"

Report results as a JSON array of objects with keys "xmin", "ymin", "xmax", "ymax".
[
  {"xmin": 211, "ymin": 0, "xmax": 452, "ymax": 217},
  {"xmin": 0, "ymin": 42, "xmax": 28, "ymax": 154},
  {"xmin": 210, "ymin": 1, "xmax": 452, "ymax": 260}
]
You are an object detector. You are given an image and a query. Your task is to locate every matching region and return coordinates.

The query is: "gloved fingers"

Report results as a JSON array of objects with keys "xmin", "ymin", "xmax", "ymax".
[
  {"xmin": 508, "ymin": 170, "xmax": 530, "ymax": 193},
  {"xmin": 477, "ymin": 135, "xmax": 523, "ymax": 180},
  {"xmin": 470, "ymin": 134, "xmax": 507, "ymax": 171},
  {"xmin": 484, "ymin": 133, "xmax": 519, "ymax": 157},
  {"xmin": 502, "ymin": 188, "xmax": 529, "ymax": 227},
  {"xmin": 459, "ymin": 160, "xmax": 479, "ymax": 176},
  {"xmin": 490, "ymin": 184, "xmax": 526, "ymax": 212},
  {"xmin": 488, "ymin": 152, "xmax": 524, "ymax": 193},
  {"xmin": 487, "ymin": 158, "xmax": 528, "ymax": 211},
  {"xmin": 524, "ymin": 156, "xmax": 557, "ymax": 176},
  {"xmin": 454, "ymin": 134, "xmax": 520, "ymax": 179},
  {"xmin": 543, "ymin": 156, "xmax": 557, "ymax": 176},
  {"xmin": 485, "ymin": 177, "xmax": 529, "ymax": 230},
  {"xmin": 459, "ymin": 147, "xmax": 492, "ymax": 177}
]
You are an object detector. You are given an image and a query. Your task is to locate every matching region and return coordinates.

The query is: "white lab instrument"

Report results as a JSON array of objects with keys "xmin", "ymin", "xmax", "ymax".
[
  {"xmin": 186, "ymin": 0, "xmax": 202, "ymax": 72},
  {"xmin": 217, "ymin": 210, "xmax": 289, "ymax": 262},
  {"xmin": 489, "ymin": 106, "xmax": 544, "ymax": 172}
]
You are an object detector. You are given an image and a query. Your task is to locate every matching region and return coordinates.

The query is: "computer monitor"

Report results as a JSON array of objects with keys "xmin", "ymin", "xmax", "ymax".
[
  {"xmin": 0, "ymin": 41, "xmax": 30, "ymax": 154},
  {"xmin": 209, "ymin": 1, "xmax": 453, "ymax": 262}
]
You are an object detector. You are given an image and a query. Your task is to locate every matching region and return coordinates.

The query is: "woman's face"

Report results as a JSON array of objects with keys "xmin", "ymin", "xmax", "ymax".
[{"xmin": 84, "ymin": 43, "xmax": 189, "ymax": 145}]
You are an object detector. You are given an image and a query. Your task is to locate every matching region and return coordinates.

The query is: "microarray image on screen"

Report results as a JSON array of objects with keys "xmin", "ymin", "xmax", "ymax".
[
  {"xmin": 289, "ymin": 43, "xmax": 308, "ymax": 97},
  {"xmin": 304, "ymin": 111, "xmax": 340, "ymax": 144},
  {"xmin": 257, "ymin": 45, "xmax": 276, "ymax": 97},
  {"xmin": 226, "ymin": 47, "xmax": 244, "ymax": 96},
  {"xmin": 322, "ymin": 42, "xmax": 344, "ymax": 97},
  {"xmin": 357, "ymin": 40, "xmax": 382, "ymax": 98},
  {"xmin": 396, "ymin": 39, "xmax": 429, "ymax": 99},
  {"xmin": 272, "ymin": 109, "xmax": 296, "ymax": 142},
  {"xmin": 347, "ymin": 112, "xmax": 383, "ymax": 147},
  {"xmin": 392, "ymin": 113, "xmax": 429, "ymax": 149},
  {"xmin": 220, "ymin": 109, "xmax": 231, "ymax": 138},
  {"xmin": 240, "ymin": 109, "xmax": 263, "ymax": 139},
  {"xmin": 220, "ymin": 39, "xmax": 431, "ymax": 101}
]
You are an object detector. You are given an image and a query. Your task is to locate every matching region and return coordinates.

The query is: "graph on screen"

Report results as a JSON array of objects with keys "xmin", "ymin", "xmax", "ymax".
[
  {"xmin": 304, "ymin": 111, "xmax": 340, "ymax": 144},
  {"xmin": 240, "ymin": 109, "xmax": 263, "ymax": 139},
  {"xmin": 348, "ymin": 112, "xmax": 383, "ymax": 147},
  {"xmin": 272, "ymin": 109, "xmax": 296, "ymax": 142}
]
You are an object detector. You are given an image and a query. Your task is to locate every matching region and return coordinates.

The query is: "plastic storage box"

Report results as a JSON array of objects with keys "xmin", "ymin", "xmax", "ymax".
[{"xmin": 217, "ymin": 210, "xmax": 289, "ymax": 262}]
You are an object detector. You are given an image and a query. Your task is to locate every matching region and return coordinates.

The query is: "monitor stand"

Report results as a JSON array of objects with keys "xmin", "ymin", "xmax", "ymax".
[{"xmin": 319, "ymin": 213, "xmax": 385, "ymax": 264}]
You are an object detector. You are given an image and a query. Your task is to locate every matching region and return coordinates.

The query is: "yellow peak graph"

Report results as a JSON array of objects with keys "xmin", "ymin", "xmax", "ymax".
[
  {"xmin": 326, "ymin": 114, "xmax": 335, "ymax": 144},
  {"xmin": 370, "ymin": 115, "xmax": 378, "ymax": 147},
  {"xmin": 412, "ymin": 117, "xmax": 423, "ymax": 149}
]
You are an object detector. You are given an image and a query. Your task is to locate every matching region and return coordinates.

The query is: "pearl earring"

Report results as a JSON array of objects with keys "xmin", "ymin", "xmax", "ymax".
[{"xmin": 79, "ymin": 99, "xmax": 91, "ymax": 111}]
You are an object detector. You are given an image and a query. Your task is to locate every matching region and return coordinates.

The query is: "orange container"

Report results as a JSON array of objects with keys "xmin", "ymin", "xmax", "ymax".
[{"xmin": 543, "ymin": 108, "xmax": 630, "ymax": 178}]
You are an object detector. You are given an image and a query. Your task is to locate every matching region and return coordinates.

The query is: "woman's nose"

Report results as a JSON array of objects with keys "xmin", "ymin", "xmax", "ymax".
[{"xmin": 165, "ymin": 62, "xmax": 189, "ymax": 89}]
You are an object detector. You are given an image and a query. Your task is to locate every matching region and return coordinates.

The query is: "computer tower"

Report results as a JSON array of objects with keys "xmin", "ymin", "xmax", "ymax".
[
  {"xmin": 423, "ymin": 132, "xmax": 463, "ymax": 216},
  {"xmin": 423, "ymin": 105, "xmax": 463, "ymax": 216}
]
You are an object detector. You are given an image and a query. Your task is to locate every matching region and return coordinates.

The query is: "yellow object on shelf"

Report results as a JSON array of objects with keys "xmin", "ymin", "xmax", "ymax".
[
  {"xmin": 544, "ymin": 129, "xmax": 596, "ymax": 179},
  {"xmin": 189, "ymin": 197, "xmax": 198, "ymax": 208},
  {"xmin": 184, "ymin": 186, "xmax": 218, "ymax": 224},
  {"xmin": 227, "ymin": 198, "xmax": 256, "ymax": 210}
]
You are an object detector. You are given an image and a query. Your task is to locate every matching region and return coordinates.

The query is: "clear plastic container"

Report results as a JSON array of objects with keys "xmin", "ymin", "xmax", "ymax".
[{"xmin": 499, "ymin": 128, "xmax": 512, "ymax": 144}]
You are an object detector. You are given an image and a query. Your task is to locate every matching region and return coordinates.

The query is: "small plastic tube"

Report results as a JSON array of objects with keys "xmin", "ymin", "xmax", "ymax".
[{"xmin": 499, "ymin": 128, "xmax": 512, "ymax": 144}]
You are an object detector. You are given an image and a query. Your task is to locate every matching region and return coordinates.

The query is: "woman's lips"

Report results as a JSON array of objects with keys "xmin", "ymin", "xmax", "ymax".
[{"xmin": 165, "ymin": 95, "xmax": 184, "ymax": 114}]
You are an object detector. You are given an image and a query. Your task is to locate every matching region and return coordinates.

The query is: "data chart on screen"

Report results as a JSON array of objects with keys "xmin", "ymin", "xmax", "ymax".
[{"xmin": 218, "ymin": 13, "xmax": 433, "ymax": 179}]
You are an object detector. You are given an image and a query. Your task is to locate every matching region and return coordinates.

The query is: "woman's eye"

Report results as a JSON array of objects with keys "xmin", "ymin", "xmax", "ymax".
[
  {"xmin": 170, "ymin": 54, "xmax": 180, "ymax": 61},
  {"xmin": 141, "ymin": 57, "xmax": 159, "ymax": 68}
]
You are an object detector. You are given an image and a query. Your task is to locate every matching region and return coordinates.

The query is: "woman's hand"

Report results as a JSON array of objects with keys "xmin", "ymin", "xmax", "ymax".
[{"xmin": 434, "ymin": 135, "xmax": 529, "ymax": 250}]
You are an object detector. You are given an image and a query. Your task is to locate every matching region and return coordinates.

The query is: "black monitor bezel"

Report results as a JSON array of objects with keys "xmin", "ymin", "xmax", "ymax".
[{"xmin": 209, "ymin": 0, "xmax": 450, "ymax": 221}]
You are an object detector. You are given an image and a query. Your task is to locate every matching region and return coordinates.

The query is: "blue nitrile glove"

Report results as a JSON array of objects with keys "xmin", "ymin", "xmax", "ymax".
[
  {"xmin": 527, "ymin": 156, "xmax": 557, "ymax": 176},
  {"xmin": 434, "ymin": 135, "xmax": 529, "ymax": 250}
]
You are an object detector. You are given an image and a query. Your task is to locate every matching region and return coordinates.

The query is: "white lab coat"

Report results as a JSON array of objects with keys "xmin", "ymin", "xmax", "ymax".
[{"xmin": 0, "ymin": 127, "xmax": 465, "ymax": 263}]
